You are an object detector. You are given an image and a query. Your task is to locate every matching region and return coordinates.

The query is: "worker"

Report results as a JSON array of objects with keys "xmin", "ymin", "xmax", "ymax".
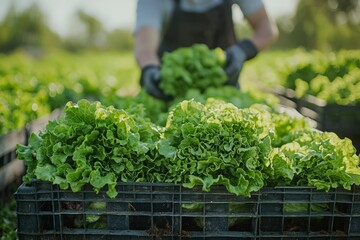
[{"xmin": 134, "ymin": 0, "xmax": 278, "ymax": 100}]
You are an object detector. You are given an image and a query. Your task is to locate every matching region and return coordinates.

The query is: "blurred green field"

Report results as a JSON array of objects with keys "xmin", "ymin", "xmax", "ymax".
[
  {"xmin": 242, "ymin": 48, "xmax": 319, "ymax": 90},
  {"xmin": 0, "ymin": 50, "xmax": 140, "ymax": 135}
]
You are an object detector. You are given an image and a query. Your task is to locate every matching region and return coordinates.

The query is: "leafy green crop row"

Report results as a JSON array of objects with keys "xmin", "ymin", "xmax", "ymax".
[
  {"xmin": 262, "ymin": 49, "xmax": 360, "ymax": 105},
  {"xmin": 17, "ymin": 98, "xmax": 360, "ymax": 198},
  {"xmin": 0, "ymin": 51, "xmax": 138, "ymax": 135}
]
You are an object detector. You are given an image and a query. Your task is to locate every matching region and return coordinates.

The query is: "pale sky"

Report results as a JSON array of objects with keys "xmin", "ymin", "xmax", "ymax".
[{"xmin": 0, "ymin": 0, "xmax": 298, "ymax": 36}]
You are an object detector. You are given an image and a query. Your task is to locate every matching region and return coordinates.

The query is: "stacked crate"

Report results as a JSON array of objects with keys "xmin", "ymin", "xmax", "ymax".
[
  {"xmin": 272, "ymin": 86, "xmax": 360, "ymax": 153},
  {"xmin": 15, "ymin": 181, "xmax": 360, "ymax": 240}
]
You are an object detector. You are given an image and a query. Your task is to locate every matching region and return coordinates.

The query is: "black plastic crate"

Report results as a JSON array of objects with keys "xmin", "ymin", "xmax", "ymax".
[
  {"xmin": 298, "ymin": 95, "xmax": 360, "ymax": 152},
  {"xmin": 0, "ymin": 108, "xmax": 62, "ymax": 170},
  {"xmin": 269, "ymin": 86, "xmax": 360, "ymax": 135},
  {"xmin": 0, "ymin": 128, "xmax": 26, "ymax": 168},
  {"xmin": 1, "ymin": 109, "xmax": 62, "ymax": 204},
  {"xmin": 15, "ymin": 181, "xmax": 360, "ymax": 240},
  {"xmin": 0, "ymin": 128, "xmax": 27, "ymax": 204},
  {"xmin": 0, "ymin": 109, "xmax": 63, "ymax": 240},
  {"xmin": 268, "ymin": 86, "xmax": 300, "ymax": 112},
  {"xmin": 299, "ymin": 95, "xmax": 360, "ymax": 135},
  {"xmin": 270, "ymin": 86, "xmax": 360, "ymax": 153}
]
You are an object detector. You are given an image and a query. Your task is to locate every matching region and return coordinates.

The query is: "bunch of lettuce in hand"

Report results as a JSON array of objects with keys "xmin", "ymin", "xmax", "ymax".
[{"xmin": 160, "ymin": 44, "xmax": 227, "ymax": 97}]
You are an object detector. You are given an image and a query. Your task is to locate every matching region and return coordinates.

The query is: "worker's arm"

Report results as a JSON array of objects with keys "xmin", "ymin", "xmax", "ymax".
[
  {"xmin": 134, "ymin": 0, "xmax": 170, "ymax": 100},
  {"xmin": 134, "ymin": 0, "xmax": 165, "ymax": 68},
  {"xmin": 245, "ymin": 5, "xmax": 278, "ymax": 51},
  {"xmin": 134, "ymin": 27, "xmax": 161, "ymax": 68},
  {"xmin": 224, "ymin": 4, "xmax": 278, "ymax": 86},
  {"xmin": 134, "ymin": 26, "xmax": 171, "ymax": 100}
]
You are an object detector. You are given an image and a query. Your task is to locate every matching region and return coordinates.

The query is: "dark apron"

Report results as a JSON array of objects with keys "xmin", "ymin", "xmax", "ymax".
[{"xmin": 158, "ymin": 0, "xmax": 236, "ymax": 58}]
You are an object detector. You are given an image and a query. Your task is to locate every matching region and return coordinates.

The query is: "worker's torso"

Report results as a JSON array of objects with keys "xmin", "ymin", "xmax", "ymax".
[{"xmin": 158, "ymin": 0, "xmax": 236, "ymax": 57}]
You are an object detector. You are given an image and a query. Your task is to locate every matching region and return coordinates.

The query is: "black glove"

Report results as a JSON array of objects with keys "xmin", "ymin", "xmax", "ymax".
[
  {"xmin": 224, "ymin": 39, "xmax": 258, "ymax": 87},
  {"xmin": 140, "ymin": 65, "xmax": 172, "ymax": 101}
]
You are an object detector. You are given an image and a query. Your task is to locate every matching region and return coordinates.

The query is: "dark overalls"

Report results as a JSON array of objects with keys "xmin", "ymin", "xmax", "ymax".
[{"xmin": 158, "ymin": 0, "xmax": 237, "ymax": 57}]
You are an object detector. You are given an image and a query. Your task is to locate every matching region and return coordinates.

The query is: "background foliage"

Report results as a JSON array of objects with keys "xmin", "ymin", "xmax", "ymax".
[{"xmin": 0, "ymin": 0, "xmax": 359, "ymax": 54}]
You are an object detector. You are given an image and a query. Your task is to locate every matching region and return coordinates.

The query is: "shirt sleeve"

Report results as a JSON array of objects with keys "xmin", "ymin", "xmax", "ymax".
[
  {"xmin": 235, "ymin": 0, "xmax": 264, "ymax": 16},
  {"xmin": 134, "ymin": 0, "xmax": 165, "ymax": 34}
]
